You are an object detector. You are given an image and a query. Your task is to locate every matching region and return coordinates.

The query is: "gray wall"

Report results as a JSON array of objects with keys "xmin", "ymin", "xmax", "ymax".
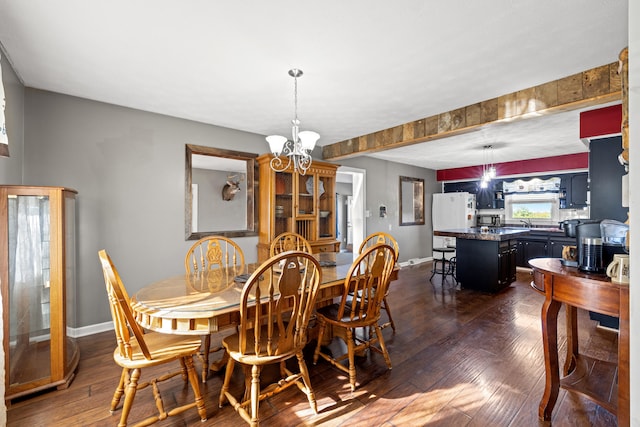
[
  {"xmin": 0, "ymin": 52, "xmax": 24, "ymax": 183},
  {"xmin": 23, "ymin": 89, "xmax": 265, "ymax": 328},
  {"xmin": 337, "ymin": 157, "xmax": 439, "ymax": 262},
  {"xmin": 5, "ymin": 86, "xmax": 438, "ymax": 329}
]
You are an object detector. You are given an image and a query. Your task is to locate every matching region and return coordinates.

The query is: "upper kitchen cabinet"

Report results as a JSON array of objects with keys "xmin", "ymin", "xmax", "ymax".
[
  {"xmin": 589, "ymin": 136, "xmax": 627, "ymax": 222},
  {"xmin": 476, "ymin": 185, "xmax": 494, "ymax": 209},
  {"xmin": 257, "ymin": 154, "xmax": 340, "ymax": 262},
  {"xmin": 559, "ymin": 172, "xmax": 588, "ymax": 209},
  {"xmin": 446, "ymin": 173, "xmax": 592, "ymax": 211},
  {"xmin": 445, "ymin": 179, "xmax": 503, "ymax": 209},
  {"xmin": 444, "ymin": 181, "xmax": 478, "ymax": 194},
  {"xmin": 480, "ymin": 179, "xmax": 504, "ymax": 209}
]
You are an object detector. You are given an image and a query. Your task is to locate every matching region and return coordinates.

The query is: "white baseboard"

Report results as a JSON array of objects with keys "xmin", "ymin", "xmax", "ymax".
[
  {"xmin": 399, "ymin": 257, "xmax": 433, "ymax": 267},
  {"xmin": 68, "ymin": 321, "xmax": 113, "ymax": 338}
]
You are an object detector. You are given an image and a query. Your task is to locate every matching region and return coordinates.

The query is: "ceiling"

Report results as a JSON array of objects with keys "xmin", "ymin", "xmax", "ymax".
[{"xmin": 0, "ymin": 1, "xmax": 628, "ymax": 170}]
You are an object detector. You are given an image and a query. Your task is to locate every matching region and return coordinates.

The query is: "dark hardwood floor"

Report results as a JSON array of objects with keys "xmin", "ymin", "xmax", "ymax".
[{"xmin": 7, "ymin": 262, "xmax": 619, "ymax": 426}]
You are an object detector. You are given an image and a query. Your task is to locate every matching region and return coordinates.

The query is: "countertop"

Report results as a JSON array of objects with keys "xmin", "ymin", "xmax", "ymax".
[
  {"xmin": 503, "ymin": 225, "xmax": 566, "ymax": 234},
  {"xmin": 434, "ymin": 227, "xmax": 532, "ymax": 241}
]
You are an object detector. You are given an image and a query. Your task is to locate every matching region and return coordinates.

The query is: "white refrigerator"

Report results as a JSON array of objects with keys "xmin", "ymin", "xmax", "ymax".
[{"xmin": 432, "ymin": 192, "xmax": 476, "ymax": 259}]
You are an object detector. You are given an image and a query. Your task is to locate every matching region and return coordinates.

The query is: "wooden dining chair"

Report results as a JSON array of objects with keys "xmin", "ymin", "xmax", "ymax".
[
  {"xmin": 358, "ymin": 232, "xmax": 400, "ymax": 332},
  {"xmin": 269, "ymin": 231, "xmax": 313, "ymax": 256},
  {"xmin": 185, "ymin": 235, "xmax": 245, "ymax": 275},
  {"xmin": 185, "ymin": 235, "xmax": 246, "ymax": 382},
  {"xmin": 313, "ymin": 243, "xmax": 396, "ymax": 391},
  {"xmin": 219, "ymin": 251, "xmax": 322, "ymax": 426},
  {"xmin": 98, "ymin": 250, "xmax": 207, "ymax": 426}
]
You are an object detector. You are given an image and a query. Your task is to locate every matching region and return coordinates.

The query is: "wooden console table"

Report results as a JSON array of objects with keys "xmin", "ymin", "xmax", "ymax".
[{"xmin": 529, "ymin": 258, "xmax": 629, "ymax": 426}]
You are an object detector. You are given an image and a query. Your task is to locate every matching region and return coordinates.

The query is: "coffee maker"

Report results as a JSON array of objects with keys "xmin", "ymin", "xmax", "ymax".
[{"xmin": 575, "ymin": 221, "xmax": 604, "ymax": 273}]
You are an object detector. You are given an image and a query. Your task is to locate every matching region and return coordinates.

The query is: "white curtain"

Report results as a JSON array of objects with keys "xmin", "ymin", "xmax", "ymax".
[
  {"xmin": 0, "ymin": 52, "xmax": 9, "ymax": 157},
  {"xmin": 8, "ymin": 196, "xmax": 50, "ymax": 339},
  {"xmin": 0, "ymin": 52, "xmax": 7, "ymax": 424}
]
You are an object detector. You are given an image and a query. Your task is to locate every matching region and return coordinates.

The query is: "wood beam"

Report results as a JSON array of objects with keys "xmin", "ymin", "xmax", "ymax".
[{"xmin": 322, "ymin": 62, "xmax": 621, "ymax": 161}]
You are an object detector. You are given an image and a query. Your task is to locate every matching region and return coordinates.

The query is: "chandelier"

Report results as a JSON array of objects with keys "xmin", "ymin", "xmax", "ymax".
[
  {"xmin": 480, "ymin": 144, "xmax": 496, "ymax": 188},
  {"xmin": 266, "ymin": 68, "xmax": 319, "ymax": 175}
]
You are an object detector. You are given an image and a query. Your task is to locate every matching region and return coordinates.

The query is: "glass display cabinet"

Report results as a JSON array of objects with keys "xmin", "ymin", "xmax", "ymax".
[
  {"xmin": 257, "ymin": 155, "xmax": 339, "ymax": 262},
  {"xmin": 0, "ymin": 186, "xmax": 79, "ymax": 403}
]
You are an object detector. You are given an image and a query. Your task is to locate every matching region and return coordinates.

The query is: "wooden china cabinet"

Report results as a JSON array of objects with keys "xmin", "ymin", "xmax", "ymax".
[
  {"xmin": 257, "ymin": 154, "xmax": 340, "ymax": 262},
  {"xmin": 0, "ymin": 186, "xmax": 80, "ymax": 404}
]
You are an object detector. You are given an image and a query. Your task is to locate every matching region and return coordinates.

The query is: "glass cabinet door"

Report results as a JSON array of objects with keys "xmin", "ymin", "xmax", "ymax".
[
  {"xmin": 297, "ymin": 174, "xmax": 316, "ymax": 216},
  {"xmin": 274, "ymin": 171, "xmax": 293, "ymax": 237},
  {"xmin": 318, "ymin": 175, "xmax": 335, "ymax": 239},
  {"xmin": 7, "ymin": 193, "xmax": 53, "ymax": 386},
  {"xmin": 296, "ymin": 174, "xmax": 316, "ymax": 242}
]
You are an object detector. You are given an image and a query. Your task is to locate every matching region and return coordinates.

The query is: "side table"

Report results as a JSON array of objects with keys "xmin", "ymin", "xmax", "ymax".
[{"xmin": 528, "ymin": 258, "xmax": 629, "ymax": 426}]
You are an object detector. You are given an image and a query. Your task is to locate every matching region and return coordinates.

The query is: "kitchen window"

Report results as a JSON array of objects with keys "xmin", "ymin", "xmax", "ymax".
[{"xmin": 505, "ymin": 193, "xmax": 559, "ymax": 224}]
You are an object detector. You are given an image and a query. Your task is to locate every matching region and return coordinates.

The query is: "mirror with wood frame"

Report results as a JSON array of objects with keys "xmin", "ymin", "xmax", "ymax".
[
  {"xmin": 399, "ymin": 176, "xmax": 425, "ymax": 226},
  {"xmin": 185, "ymin": 144, "xmax": 258, "ymax": 239}
]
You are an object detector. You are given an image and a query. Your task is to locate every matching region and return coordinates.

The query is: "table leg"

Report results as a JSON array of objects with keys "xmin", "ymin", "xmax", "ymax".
[
  {"xmin": 538, "ymin": 297, "xmax": 562, "ymax": 421},
  {"xmin": 563, "ymin": 305, "xmax": 578, "ymax": 376},
  {"xmin": 201, "ymin": 335, "xmax": 211, "ymax": 383}
]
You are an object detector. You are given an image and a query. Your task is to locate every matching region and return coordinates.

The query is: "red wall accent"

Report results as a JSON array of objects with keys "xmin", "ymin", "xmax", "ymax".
[
  {"xmin": 579, "ymin": 104, "xmax": 622, "ymax": 139},
  {"xmin": 436, "ymin": 153, "xmax": 589, "ymax": 182},
  {"xmin": 436, "ymin": 104, "xmax": 620, "ymax": 182}
]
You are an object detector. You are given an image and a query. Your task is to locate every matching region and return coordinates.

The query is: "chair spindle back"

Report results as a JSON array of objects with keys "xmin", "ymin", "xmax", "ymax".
[
  {"xmin": 359, "ymin": 232, "xmax": 399, "ymax": 262},
  {"xmin": 185, "ymin": 236, "xmax": 245, "ymax": 275},
  {"xmin": 270, "ymin": 232, "xmax": 313, "ymax": 257},
  {"xmin": 339, "ymin": 243, "xmax": 396, "ymax": 325},
  {"xmin": 237, "ymin": 251, "xmax": 321, "ymax": 357}
]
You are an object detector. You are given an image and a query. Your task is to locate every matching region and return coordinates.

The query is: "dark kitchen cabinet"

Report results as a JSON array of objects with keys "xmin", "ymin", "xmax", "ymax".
[
  {"xmin": 476, "ymin": 180, "xmax": 504, "ymax": 209},
  {"xmin": 516, "ymin": 238, "xmax": 548, "ymax": 267},
  {"xmin": 457, "ymin": 238, "xmax": 517, "ymax": 293},
  {"xmin": 549, "ymin": 235, "xmax": 577, "ymax": 258},
  {"xmin": 498, "ymin": 240, "xmax": 518, "ymax": 285},
  {"xmin": 493, "ymin": 180, "xmax": 504, "ymax": 209},
  {"xmin": 589, "ymin": 136, "xmax": 627, "ymax": 222},
  {"xmin": 476, "ymin": 186, "xmax": 494, "ymax": 209},
  {"xmin": 569, "ymin": 173, "xmax": 588, "ymax": 208},
  {"xmin": 445, "ymin": 180, "xmax": 504, "ymax": 209},
  {"xmin": 559, "ymin": 172, "xmax": 588, "ymax": 209},
  {"xmin": 444, "ymin": 181, "xmax": 477, "ymax": 194},
  {"xmin": 516, "ymin": 231, "xmax": 577, "ymax": 267},
  {"xmin": 583, "ymin": 137, "xmax": 625, "ymax": 331}
]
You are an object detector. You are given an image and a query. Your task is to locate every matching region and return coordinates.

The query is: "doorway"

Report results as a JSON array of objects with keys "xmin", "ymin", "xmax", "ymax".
[{"xmin": 336, "ymin": 166, "xmax": 366, "ymax": 263}]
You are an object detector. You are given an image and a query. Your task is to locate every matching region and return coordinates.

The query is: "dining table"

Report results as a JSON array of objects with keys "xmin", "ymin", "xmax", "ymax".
[
  {"xmin": 130, "ymin": 253, "xmax": 399, "ymax": 377},
  {"xmin": 131, "ymin": 253, "xmax": 399, "ymax": 333}
]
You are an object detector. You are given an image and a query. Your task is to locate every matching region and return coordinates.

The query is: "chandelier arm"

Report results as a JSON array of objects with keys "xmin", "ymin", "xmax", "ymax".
[
  {"xmin": 270, "ymin": 155, "xmax": 293, "ymax": 173},
  {"xmin": 298, "ymin": 154, "xmax": 312, "ymax": 174}
]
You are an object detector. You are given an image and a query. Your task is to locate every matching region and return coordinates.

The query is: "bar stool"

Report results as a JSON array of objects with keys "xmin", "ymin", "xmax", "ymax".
[
  {"xmin": 430, "ymin": 247, "xmax": 456, "ymax": 283},
  {"xmin": 447, "ymin": 256, "xmax": 457, "ymax": 282}
]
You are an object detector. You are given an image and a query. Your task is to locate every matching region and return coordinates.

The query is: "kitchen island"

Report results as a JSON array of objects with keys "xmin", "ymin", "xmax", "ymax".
[{"xmin": 434, "ymin": 227, "xmax": 531, "ymax": 292}]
